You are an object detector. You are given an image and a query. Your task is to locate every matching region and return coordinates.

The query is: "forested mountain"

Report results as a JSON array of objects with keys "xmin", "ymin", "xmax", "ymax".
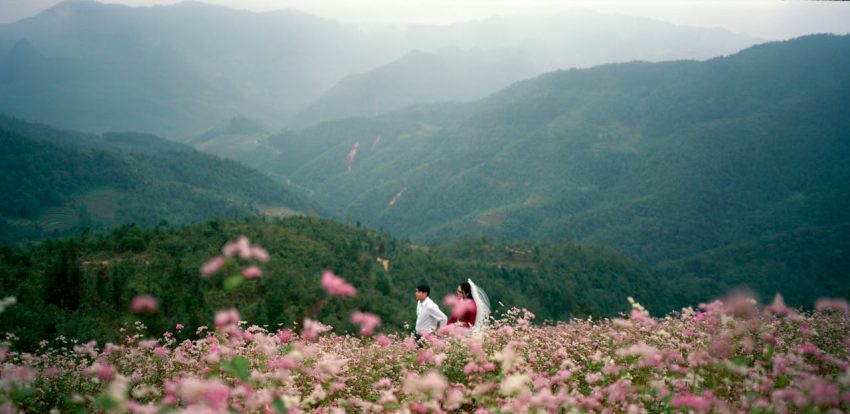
[
  {"xmin": 0, "ymin": 0, "xmax": 758, "ymax": 139},
  {"xmin": 0, "ymin": 216, "xmax": 673, "ymax": 351},
  {"xmin": 246, "ymin": 35, "xmax": 850, "ymax": 284},
  {"xmin": 0, "ymin": 115, "xmax": 317, "ymax": 243}
]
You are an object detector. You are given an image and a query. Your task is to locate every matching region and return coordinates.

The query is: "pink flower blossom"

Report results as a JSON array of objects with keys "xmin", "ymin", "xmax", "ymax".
[
  {"xmin": 815, "ymin": 298, "xmax": 850, "ymax": 313},
  {"xmin": 671, "ymin": 393, "xmax": 711, "ymax": 412},
  {"xmin": 214, "ymin": 308, "xmax": 241, "ymax": 328},
  {"xmin": 321, "ymin": 271, "xmax": 356, "ymax": 297},
  {"xmin": 94, "ymin": 363, "xmax": 115, "ymax": 381},
  {"xmin": 302, "ymin": 318, "xmax": 332, "ymax": 341},
  {"xmin": 130, "ymin": 295, "xmax": 158, "ymax": 314},
  {"xmin": 277, "ymin": 329, "xmax": 293, "ymax": 344},
  {"xmin": 350, "ymin": 311, "xmax": 381, "ymax": 336},
  {"xmin": 768, "ymin": 293, "xmax": 792, "ymax": 316},
  {"xmin": 375, "ymin": 334, "xmax": 391, "ymax": 347},
  {"xmin": 175, "ymin": 324, "xmax": 184, "ymax": 330},
  {"xmin": 201, "ymin": 256, "xmax": 226, "ymax": 276},
  {"xmin": 242, "ymin": 265, "xmax": 263, "ymax": 279},
  {"xmin": 250, "ymin": 246, "xmax": 269, "ymax": 262},
  {"xmin": 402, "ymin": 371, "xmax": 448, "ymax": 396},
  {"xmin": 222, "ymin": 235, "xmax": 252, "ymax": 259},
  {"xmin": 443, "ymin": 294, "xmax": 459, "ymax": 307}
]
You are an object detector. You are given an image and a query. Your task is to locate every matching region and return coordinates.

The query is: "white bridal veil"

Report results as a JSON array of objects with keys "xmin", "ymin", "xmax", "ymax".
[{"xmin": 468, "ymin": 278, "xmax": 490, "ymax": 332}]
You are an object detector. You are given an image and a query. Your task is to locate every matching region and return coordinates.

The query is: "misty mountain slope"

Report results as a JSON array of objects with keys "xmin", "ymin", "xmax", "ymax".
[
  {"xmin": 0, "ymin": 35, "xmax": 241, "ymax": 139},
  {"xmin": 0, "ymin": 115, "xmax": 319, "ymax": 244},
  {"xmin": 289, "ymin": 48, "xmax": 536, "ymax": 128},
  {"xmin": 0, "ymin": 0, "xmax": 386, "ymax": 138},
  {"xmin": 256, "ymin": 35, "xmax": 850, "ymax": 266},
  {"xmin": 0, "ymin": 0, "xmax": 760, "ymax": 140}
]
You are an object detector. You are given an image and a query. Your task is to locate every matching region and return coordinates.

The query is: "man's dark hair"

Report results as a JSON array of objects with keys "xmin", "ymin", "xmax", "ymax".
[{"xmin": 416, "ymin": 284, "xmax": 430, "ymax": 295}]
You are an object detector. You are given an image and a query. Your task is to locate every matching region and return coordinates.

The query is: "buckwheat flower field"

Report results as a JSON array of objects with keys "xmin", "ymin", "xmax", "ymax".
[{"xmin": 1, "ymin": 239, "xmax": 848, "ymax": 413}]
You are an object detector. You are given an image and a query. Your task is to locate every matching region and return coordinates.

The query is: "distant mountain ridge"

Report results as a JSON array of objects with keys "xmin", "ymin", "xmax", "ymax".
[
  {"xmin": 0, "ymin": 115, "xmax": 318, "ymax": 243},
  {"xmin": 242, "ymin": 35, "xmax": 850, "ymax": 297},
  {"xmin": 0, "ymin": 0, "xmax": 760, "ymax": 139}
]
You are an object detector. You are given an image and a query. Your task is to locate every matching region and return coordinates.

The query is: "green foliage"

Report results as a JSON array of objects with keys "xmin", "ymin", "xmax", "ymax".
[
  {"xmin": 0, "ymin": 216, "xmax": 667, "ymax": 352},
  {"xmin": 0, "ymin": 115, "xmax": 318, "ymax": 244}
]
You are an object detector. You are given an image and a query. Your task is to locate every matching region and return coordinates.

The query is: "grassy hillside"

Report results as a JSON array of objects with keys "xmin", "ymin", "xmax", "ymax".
[
  {"xmin": 0, "ymin": 216, "xmax": 669, "ymax": 351},
  {"xmin": 0, "ymin": 115, "xmax": 318, "ymax": 243}
]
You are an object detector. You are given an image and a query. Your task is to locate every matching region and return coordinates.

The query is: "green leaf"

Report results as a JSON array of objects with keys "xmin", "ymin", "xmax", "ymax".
[
  {"xmin": 224, "ymin": 274, "xmax": 244, "ymax": 291},
  {"xmin": 222, "ymin": 356, "xmax": 251, "ymax": 382},
  {"xmin": 273, "ymin": 399, "xmax": 287, "ymax": 413},
  {"xmin": 93, "ymin": 394, "xmax": 118, "ymax": 411},
  {"xmin": 10, "ymin": 386, "xmax": 33, "ymax": 403}
]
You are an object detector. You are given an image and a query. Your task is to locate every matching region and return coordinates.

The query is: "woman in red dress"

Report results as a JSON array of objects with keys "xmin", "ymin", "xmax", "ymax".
[{"xmin": 448, "ymin": 281, "xmax": 477, "ymax": 328}]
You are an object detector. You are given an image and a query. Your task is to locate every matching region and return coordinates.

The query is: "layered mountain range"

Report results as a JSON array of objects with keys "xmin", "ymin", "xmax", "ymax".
[{"xmin": 0, "ymin": 0, "xmax": 759, "ymax": 138}]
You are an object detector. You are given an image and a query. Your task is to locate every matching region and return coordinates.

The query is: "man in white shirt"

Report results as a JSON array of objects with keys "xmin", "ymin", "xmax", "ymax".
[{"xmin": 415, "ymin": 283, "xmax": 447, "ymax": 343}]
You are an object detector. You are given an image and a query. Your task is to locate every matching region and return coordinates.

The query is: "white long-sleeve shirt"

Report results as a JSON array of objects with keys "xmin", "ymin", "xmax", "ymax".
[{"xmin": 415, "ymin": 296, "xmax": 448, "ymax": 334}]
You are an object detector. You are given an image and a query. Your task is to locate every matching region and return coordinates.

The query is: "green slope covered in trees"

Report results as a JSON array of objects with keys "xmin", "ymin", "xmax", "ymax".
[
  {"xmin": 0, "ymin": 216, "xmax": 671, "ymax": 351},
  {"xmin": 242, "ymin": 35, "xmax": 849, "ymax": 296},
  {"xmin": 0, "ymin": 115, "xmax": 319, "ymax": 243}
]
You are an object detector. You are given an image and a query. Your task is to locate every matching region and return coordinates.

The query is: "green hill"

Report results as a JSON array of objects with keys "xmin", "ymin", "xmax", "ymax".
[
  {"xmin": 0, "ymin": 216, "xmax": 669, "ymax": 351},
  {"xmin": 0, "ymin": 115, "xmax": 319, "ymax": 243},
  {"xmin": 236, "ymin": 35, "xmax": 850, "ymax": 306},
  {"xmin": 253, "ymin": 35, "xmax": 850, "ymax": 262}
]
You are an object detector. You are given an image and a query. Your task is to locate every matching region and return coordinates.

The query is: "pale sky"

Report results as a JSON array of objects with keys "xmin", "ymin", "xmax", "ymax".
[{"xmin": 2, "ymin": 0, "xmax": 850, "ymax": 40}]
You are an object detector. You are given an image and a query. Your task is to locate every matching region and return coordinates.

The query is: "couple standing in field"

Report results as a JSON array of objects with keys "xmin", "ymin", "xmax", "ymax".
[{"xmin": 414, "ymin": 279, "xmax": 490, "ymax": 341}]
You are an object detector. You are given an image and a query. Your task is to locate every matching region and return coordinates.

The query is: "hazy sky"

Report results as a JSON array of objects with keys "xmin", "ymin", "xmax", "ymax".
[{"xmin": 2, "ymin": 0, "xmax": 850, "ymax": 40}]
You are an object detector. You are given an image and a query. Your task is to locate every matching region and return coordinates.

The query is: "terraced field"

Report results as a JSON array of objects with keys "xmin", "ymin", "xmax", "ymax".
[
  {"xmin": 37, "ymin": 206, "xmax": 78, "ymax": 232},
  {"xmin": 77, "ymin": 188, "xmax": 122, "ymax": 221}
]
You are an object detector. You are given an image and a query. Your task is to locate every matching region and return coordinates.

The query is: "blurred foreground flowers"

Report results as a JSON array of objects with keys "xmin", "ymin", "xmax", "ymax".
[{"xmin": 1, "ymin": 294, "xmax": 847, "ymax": 413}]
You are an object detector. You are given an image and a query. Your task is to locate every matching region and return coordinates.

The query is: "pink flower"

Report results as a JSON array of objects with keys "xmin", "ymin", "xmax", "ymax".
[
  {"xmin": 201, "ymin": 256, "xmax": 226, "ymax": 276},
  {"xmin": 451, "ymin": 299, "xmax": 476, "ymax": 319},
  {"xmin": 584, "ymin": 372, "xmax": 602, "ymax": 384},
  {"xmin": 204, "ymin": 384, "xmax": 230, "ymax": 410},
  {"xmin": 350, "ymin": 311, "xmax": 381, "ymax": 336},
  {"xmin": 175, "ymin": 324, "xmax": 184, "ymax": 330},
  {"xmin": 321, "ymin": 271, "xmax": 356, "ymax": 297},
  {"xmin": 443, "ymin": 294, "xmax": 459, "ymax": 308},
  {"xmin": 375, "ymin": 334, "xmax": 391, "ymax": 347},
  {"xmin": 799, "ymin": 342, "xmax": 821, "ymax": 355},
  {"xmin": 94, "ymin": 363, "xmax": 115, "ymax": 381},
  {"xmin": 671, "ymin": 393, "xmax": 711, "ymax": 412},
  {"xmin": 130, "ymin": 295, "xmax": 158, "ymax": 314},
  {"xmin": 242, "ymin": 265, "xmax": 263, "ymax": 279},
  {"xmin": 154, "ymin": 347, "xmax": 169, "ymax": 357},
  {"xmin": 214, "ymin": 308, "xmax": 241, "ymax": 328},
  {"xmin": 402, "ymin": 371, "xmax": 448, "ymax": 396},
  {"xmin": 816, "ymin": 298, "xmax": 850, "ymax": 313},
  {"xmin": 270, "ymin": 356, "xmax": 296, "ymax": 370},
  {"xmin": 223, "ymin": 235, "xmax": 252, "ymax": 259},
  {"xmin": 250, "ymin": 246, "xmax": 269, "ymax": 262},
  {"xmin": 302, "ymin": 318, "xmax": 332, "ymax": 341},
  {"xmin": 277, "ymin": 329, "xmax": 293, "ymax": 344}
]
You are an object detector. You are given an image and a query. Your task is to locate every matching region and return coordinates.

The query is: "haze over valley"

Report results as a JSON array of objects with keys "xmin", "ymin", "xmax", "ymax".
[{"xmin": 1, "ymin": 0, "xmax": 848, "ymax": 356}]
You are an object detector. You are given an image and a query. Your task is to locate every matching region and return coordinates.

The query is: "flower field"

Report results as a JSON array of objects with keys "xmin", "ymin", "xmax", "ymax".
[{"xmin": 1, "ymin": 238, "xmax": 849, "ymax": 413}]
